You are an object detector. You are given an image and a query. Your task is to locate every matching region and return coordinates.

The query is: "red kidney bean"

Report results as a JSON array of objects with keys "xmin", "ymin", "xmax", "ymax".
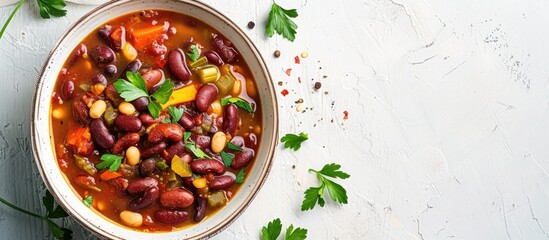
[
  {"xmin": 72, "ymin": 100, "xmax": 90, "ymax": 125},
  {"xmin": 139, "ymin": 113, "xmax": 160, "ymax": 126},
  {"xmin": 142, "ymin": 69, "xmax": 163, "ymax": 91},
  {"xmin": 115, "ymin": 115, "xmax": 143, "ymax": 132},
  {"xmin": 230, "ymin": 136, "xmax": 245, "ymax": 148},
  {"xmin": 193, "ymin": 114, "xmax": 204, "ymax": 126},
  {"xmin": 178, "ymin": 113, "xmax": 195, "ymax": 130},
  {"xmin": 209, "ymin": 175, "xmax": 236, "ymax": 190},
  {"xmin": 204, "ymin": 51, "xmax": 224, "ymax": 66},
  {"xmin": 129, "ymin": 187, "xmax": 159, "ymax": 211},
  {"xmin": 119, "ymin": 60, "xmax": 142, "ymax": 80},
  {"xmin": 190, "ymin": 134, "xmax": 211, "ymax": 149},
  {"xmin": 104, "ymin": 64, "xmax": 117, "ymax": 77},
  {"xmin": 203, "ymin": 148, "xmax": 222, "ymax": 162},
  {"xmin": 141, "ymin": 142, "xmax": 167, "ymax": 158},
  {"xmin": 155, "ymin": 210, "xmax": 189, "ymax": 224},
  {"xmin": 91, "ymin": 73, "xmax": 107, "ymax": 86},
  {"xmin": 246, "ymin": 133, "xmax": 258, "ymax": 149},
  {"xmin": 139, "ymin": 158, "xmax": 157, "ymax": 177},
  {"xmin": 190, "ymin": 159, "xmax": 225, "ymax": 175},
  {"xmin": 61, "ymin": 80, "xmax": 74, "ymax": 100},
  {"xmin": 162, "ymin": 141, "xmax": 186, "ymax": 163},
  {"xmin": 231, "ymin": 147, "xmax": 255, "ymax": 169},
  {"xmin": 160, "ymin": 188, "xmax": 194, "ymax": 209},
  {"xmin": 168, "ymin": 49, "xmax": 191, "ymax": 81},
  {"xmin": 89, "ymin": 119, "xmax": 115, "ymax": 149},
  {"xmin": 98, "ymin": 25, "xmax": 113, "ymax": 46},
  {"xmin": 211, "ymin": 37, "xmax": 238, "ymax": 63},
  {"xmin": 75, "ymin": 43, "xmax": 88, "ymax": 57},
  {"xmin": 148, "ymin": 123, "xmax": 184, "ymax": 143},
  {"xmin": 223, "ymin": 104, "xmax": 238, "ymax": 135},
  {"xmin": 194, "ymin": 197, "xmax": 207, "ymax": 222},
  {"xmin": 90, "ymin": 45, "xmax": 115, "ymax": 64},
  {"xmin": 112, "ymin": 133, "xmax": 140, "ymax": 154},
  {"xmin": 104, "ymin": 84, "xmax": 121, "ymax": 105},
  {"xmin": 195, "ymin": 84, "xmax": 218, "ymax": 112},
  {"xmin": 109, "ymin": 177, "xmax": 129, "ymax": 197},
  {"xmin": 131, "ymin": 96, "xmax": 149, "ymax": 112},
  {"xmin": 127, "ymin": 177, "xmax": 158, "ymax": 195},
  {"xmin": 119, "ymin": 164, "xmax": 139, "ymax": 179}
]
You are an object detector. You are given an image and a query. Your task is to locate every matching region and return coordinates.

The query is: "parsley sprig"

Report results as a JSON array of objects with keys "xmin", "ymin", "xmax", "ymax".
[
  {"xmin": 280, "ymin": 133, "xmax": 308, "ymax": 151},
  {"xmin": 186, "ymin": 45, "xmax": 200, "ymax": 62},
  {"xmin": 265, "ymin": 2, "xmax": 298, "ymax": 42},
  {"xmin": 301, "ymin": 163, "xmax": 350, "ymax": 211},
  {"xmin": 261, "ymin": 218, "xmax": 307, "ymax": 240},
  {"xmin": 220, "ymin": 97, "xmax": 254, "ymax": 113},
  {"xmin": 1, "ymin": 0, "xmax": 67, "ymax": 39},
  {"xmin": 0, "ymin": 190, "xmax": 72, "ymax": 239},
  {"xmin": 96, "ymin": 154, "xmax": 122, "ymax": 172},
  {"xmin": 167, "ymin": 106, "xmax": 184, "ymax": 123}
]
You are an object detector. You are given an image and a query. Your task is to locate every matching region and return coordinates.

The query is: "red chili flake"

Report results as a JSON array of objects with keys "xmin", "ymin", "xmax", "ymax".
[
  {"xmin": 343, "ymin": 111, "xmax": 349, "ymax": 120},
  {"xmin": 281, "ymin": 89, "xmax": 289, "ymax": 96},
  {"xmin": 294, "ymin": 56, "xmax": 300, "ymax": 64},
  {"xmin": 285, "ymin": 68, "xmax": 292, "ymax": 76},
  {"xmin": 298, "ymin": 77, "xmax": 301, "ymax": 83}
]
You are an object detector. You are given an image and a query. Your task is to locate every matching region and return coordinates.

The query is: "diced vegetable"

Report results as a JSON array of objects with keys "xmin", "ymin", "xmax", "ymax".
[
  {"xmin": 131, "ymin": 24, "xmax": 166, "ymax": 50},
  {"xmin": 207, "ymin": 190, "xmax": 228, "ymax": 208},
  {"xmin": 160, "ymin": 84, "xmax": 197, "ymax": 109},
  {"xmin": 74, "ymin": 154, "xmax": 97, "ymax": 175},
  {"xmin": 103, "ymin": 105, "xmax": 118, "ymax": 126},
  {"xmin": 192, "ymin": 177, "xmax": 207, "ymax": 189},
  {"xmin": 65, "ymin": 127, "xmax": 94, "ymax": 156},
  {"xmin": 122, "ymin": 43, "xmax": 138, "ymax": 61},
  {"xmin": 74, "ymin": 175, "xmax": 101, "ymax": 192},
  {"xmin": 171, "ymin": 155, "xmax": 192, "ymax": 177},
  {"xmin": 190, "ymin": 56, "xmax": 208, "ymax": 70},
  {"xmin": 214, "ymin": 74, "xmax": 236, "ymax": 96},
  {"xmin": 197, "ymin": 66, "xmax": 220, "ymax": 83},
  {"xmin": 156, "ymin": 161, "xmax": 169, "ymax": 171},
  {"xmin": 99, "ymin": 170, "xmax": 122, "ymax": 181},
  {"xmin": 79, "ymin": 83, "xmax": 91, "ymax": 92}
]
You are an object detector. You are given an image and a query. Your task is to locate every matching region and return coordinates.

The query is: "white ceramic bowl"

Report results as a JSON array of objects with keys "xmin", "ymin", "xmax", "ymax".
[{"xmin": 31, "ymin": 0, "xmax": 278, "ymax": 239}]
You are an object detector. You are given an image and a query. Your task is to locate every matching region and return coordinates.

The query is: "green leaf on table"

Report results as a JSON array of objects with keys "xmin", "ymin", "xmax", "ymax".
[
  {"xmin": 43, "ymin": 190, "xmax": 54, "ymax": 214},
  {"xmin": 261, "ymin": 218, "xmax": 282, "ymax": 240},
  {"xmin": 318, "ymin": 163, "xmax": 351, "ymax": 179},
  {"xmin": 301, "ymin": 163, "xmax": 350, "ymax": 211},
  {"xmin": 280, "ymin": 132, "xmax": 308, "ymax": 151},
  {"xmin": 285, "ymin": 224, "xmax": 308, "ymax": 240},
  {"xmin": 47, "ymin": 219, "xmax": 73, "ymax": 240},
  {"xmin": 37, "ymin": 0, "xmax": 67, "ymax": 19},
  {"xmin": 47, "ymin": 205, "xmax": 68, "ymax": 219},
  {"xmin": 265, "ymin": 2, "xmax": 298, "ymax": 41}
]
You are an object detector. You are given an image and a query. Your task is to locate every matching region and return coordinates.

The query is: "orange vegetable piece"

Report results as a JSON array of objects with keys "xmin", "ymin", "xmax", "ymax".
[
  {"xmin": 65, "ymin": 126, "xmax": 94, "ymax": 155},
  {"xmin": 131, "ymin": 24, "xmax": 166, "ymax": 50},
  {"xmin": 160, "ymin": 84, "xmax": 198, "ymax": 109},
  {"xmin": 100, "ymin": 170, "xmax": 122, "ymax": 181}
]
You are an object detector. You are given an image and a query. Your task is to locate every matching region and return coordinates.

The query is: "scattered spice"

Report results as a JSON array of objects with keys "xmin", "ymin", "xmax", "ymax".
[
  {"xmin": 274, "ymin": 50, "xmax": 281, "ymax": 58},
  {"xmin": 247, "ymin": 21, "xmax": 255, "ymax": 29},
  {"xmin": 343, "ymin": 111, "xmax": 349, "ymax": 120},
  {"xmin": 294, "ymin": 56, "xmax": 300, "ymax": 64},
  {"xmin": 301, "ymin": 52, "xmax": 308, "ymax": 58},
  {"xmin": 298, "ymin": 77, "xmax": 301, "ymax": 83},
  {"xmin": 314, "ymin": 82, "xmax": 322, "ymax": 90},
  {"xmin": 278, "ymin": 81, "xmax": 283, "ymax": 86},
  {"xmin": 295, "ymin": 98, "xmax": 304, "ymax": 104},
  {"xmin": 285, "ymin": 68, "xmax": 292, "ymax": 76},
  {"xmin": 281, "ymin": 89, "xmax": 289, "ymax": 96},
  {"xmin": 296, "ymin": 104, "xmax": 303, "ymax": 112}
]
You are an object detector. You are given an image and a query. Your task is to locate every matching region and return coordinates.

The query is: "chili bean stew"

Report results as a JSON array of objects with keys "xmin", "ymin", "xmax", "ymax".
[{"xmin": 50, "ymin": 10, "xmax": 262, "ymax": 231}]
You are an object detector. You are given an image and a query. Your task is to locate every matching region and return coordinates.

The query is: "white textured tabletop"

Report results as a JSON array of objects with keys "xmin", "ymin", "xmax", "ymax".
[{"xmin": 2, "ymin": 0, "xmax": 549, "ymax": 239}]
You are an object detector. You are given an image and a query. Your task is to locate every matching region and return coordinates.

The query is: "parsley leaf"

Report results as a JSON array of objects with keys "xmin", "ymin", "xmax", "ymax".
[
  {"xmin": 126, "ymin": 71, "xmax": 148, "ymax": 93},
  {"xmin": 168, "ymin": 106, "xmax": 184, "ymax": 123},
  {"xmin": 220, "ymin": 97, "xmax": 254, "ymax": 112},
  {"xmin": 280, "ymin": 132, "xmax": 308, "ymax": 151},
  {"xmin": 185, "ymin": 142, "xmax": 212, "ymax": 159},
  {"xmin": 227, "ymin": 142, "xmax": 243, "ymax": 151},
  {"xmin": 261, "ymin": 218, "xmax": 282, "ymax": 240},
  {"xmin": 96, "ymin": 154, "xmax": 122, "ymax": 172},
  {"xmin": 183, "ymin": 132, "xmax": 192, "ymax": 142},
  {"xmin": 301, "ymin": 163, "xmax": 350, "ymax": 211},
  {"xmin": 186, "ymin": 45, "xmax": 200, "ymax": 62},
  {"xmin": 220, "ymin": 151, "xmax": 234, "ymax": 167},
  {"xmin": 47, "ymin": 219, "xmax": 73, "ymax": 240},
  {"xmin": 83, "ymin": 195, "xmax": 93, "ymax": 208},
  {"xmin": 161, "ymin": 118, "xmax": 171, "ymax": 124},
  {"xmin": 150, "ymin": 79, "xmax": 174, "ymax": 104},
  {"xmin": 285, "ymin": 224, "xmax": 308, "ymax": 240},
  {"xmin": 147, "ymin": 101, "xmax": 163, "ymax": 119},
  {"xmin": 235, "ymin": 168, "xmax": 245, "ymax": 184},
  {"xmin": 266, "ymin": 2, "xmax": 298, "ymax": 42},
  {"xmin": 37, "ymin": 0, "xmax": 67, "ymax": 19},
  {"xmin": 113, "ymin": 78, "xmax": 148, "ymax": 102}
]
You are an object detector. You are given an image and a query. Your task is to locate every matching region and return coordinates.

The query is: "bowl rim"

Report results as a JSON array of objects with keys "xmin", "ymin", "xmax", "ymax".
[{"xmin": 30, "ymin": 0, "xmax": 278, "ymax": 239}]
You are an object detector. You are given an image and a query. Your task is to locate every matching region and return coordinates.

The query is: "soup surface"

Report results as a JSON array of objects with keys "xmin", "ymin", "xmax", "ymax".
[{"xmin": 50, "ymin": 10, "xmax": 261, "ymax": 231}]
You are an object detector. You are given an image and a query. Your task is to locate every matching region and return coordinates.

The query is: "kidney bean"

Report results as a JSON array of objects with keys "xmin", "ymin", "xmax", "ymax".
[
  {"xmin": 222, "ymin": 104, "xmax": 238, "ymax": 135},
  {"xmin": 204, "ymin": 51, "xmax": 224, "ymax": 66},
  {"xmin": 155, "ymin": 210, "xmax": 189, "ymax": 224},
  {"xmin": 190, "ymin": 159, "xmax": 225, "ymax": 175},
  {"xmin": 98, "ymin": 25, "xmax": 113, "ymax": 45},
  {"xmin": 147, "ymin": 41, "xmax": 167, "ymax": 56},
  {"xmin": 89, "ymin": 119, "xmax": 115, "ymax": 149},
  {"xmin": 109, "ymin": 177, "xmax": 129, "ymax": 197},
  {"xmin": 246, "ymin": 133, "xmax": 258, "ymax": 149},
  {"xmin": 203, "ymin": 148, "xmax": 222, "ymax": 162},
  {"xmin": 168, "ymin": 49, "xmax": 191, "ymax": 81},
  {"xmin": 91, "ymin": 73, "xmax": 107, "ymax": 86},
  {"xmin": 61, "ymin": 80, "xmax": 74, "ymax": 100},
  {"xmin": 112, "ymin": 133, "xmax": 140, "ymax": 154},
  {"xmin": 104, "ymin": 64, "xmax": 117, "ymax": 77},
  {"xmin": 162, "ymin": 141, "xmax": 186, "ymax": 163},
  {"xmin": 72, "ymin": 100, "xmax": 90, "ymax": 125},
  {"xmin": 129, "ymin": 187, "xmax": 159, "ymax": 211},
  {"xmin": 189, "ymin": 135, "xmax": 210, "ymax": 149},
  {"xmin": 115, "ymin": 115, "xmax": 143, "ymax": 132},
  {"xmin": 127, "ymin": 177, "xmax": 158, "ymax": 195},
  {"xmin": 139, "ymin": 113, "xmax": 156, "ymax": 126},
  {"xmin": 119, "ymin": 60, "xmax": 142, "ymax": 80},
  {"xmin": 195, "ymin": 84, "xmax": 218, "ymax": 112},
  {"xmin": 139, "ymin": 158, "xmax": 157, "ymax": 177},
  {"xmin": 232, "ymin": 147, "xmax": 255, "ymax": 169},
  {"xmin": 211, "ymin": 37, "xmax": 237, "ymax": 63},
  {"xmin": 178, "ymin": 113, "xmax": 195, "ymax": 130},
  {"xmin": 90, "ymin": 45, "xmax": 115, "ymax": 64},
  {"xmin": 131, "ymin": 96, "xmax": 149, "ymax": 112},
  {"xmin": 141, "ymin": 69, "xmax": 163, "ymax": 91},
  {"xmin": 193, "ymin": 114, "xmax": 204, "ymax": 126},
  {"xmin": 160, "ymin": 188, "xmax": 194, "ymax": 209},
  {"xmin": 230, "ymin": 136, "xmax": 245, "ymax": 148},
  {"xmin": 148, "ymin": 123, "xmax": 184, "ymax": 143},
  {"xmin": 141, "ymin": 142, "xmax": 167, "ymax": 158},
  {"xmin": 209, "ymin": 175, "xmax": 236, "ymax": 190},
  {"xmin": 194, "ymin": 197, "xmax": 207, "ymax": 222},
  {"xmin": 105, "ymin": 84, "xmax": 122, "ymax": 106}
]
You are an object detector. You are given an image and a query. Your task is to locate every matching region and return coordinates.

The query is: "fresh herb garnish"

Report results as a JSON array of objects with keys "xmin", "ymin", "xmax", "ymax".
[
  {"xmin": 83, "ymin": 195, "xmax": 93, "ymax": 208},
  {"xmin": 183, "ymin": 131, "xmax": 192, "ymax": 142},
  {"xmin": 114, "ymin": 72, "xmax": 174, "ymax": 119},
  {"xmin": 167, "ymin": 106, "xmax": 184, "ymax": 123},
  {"xmin": 280, "ymin": 132, "xmax": 308, "ymax": 151},
  {"xmin": 220, "ymin": 151, "xmax": 234, "ymax": 167},
  {"xmin": 156, "ymin": 161, "xmax": 169, "ymax": 171},
  {"xmin": 185, "ymin": 142, "xmax": 212, "ymax": 159},
  {"xmin": 186, "ymin": 45, "xmax": 200, "ymax": 62},
  {"xmin": 265, "ymin": 2, "xmax": 298, "ymax": 42},
  {"xmin": 96, "ymin": 154, "xmax": 122, "ymax": 172},
  {"xmin": 220, "ymin": 97, "xmax": 254, "ymax": 113},
  {"xmin": 235, "ymin": 168, "xmax": 245, "ymax": 184},
  {"xmin": 261, "ymin": 218, "xmax": 307, "ymax": 240},
  {"xmin": 1, "ymin": 0, "xmax": 67, "ymax": 40},
  {"xmin": 161, "ymin": 118, "xmax": 171, "ymax": 123},
  {"xmin": 301, "ymin": 163, "xmax": 350, "ymax": 211},
  {"xmin": 227, "ymin": 142, "xmax": 243, "ymax": 151},
  {"xmin": 0, "ymin": 190, "xmax": 72, "ymax": 239}
]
